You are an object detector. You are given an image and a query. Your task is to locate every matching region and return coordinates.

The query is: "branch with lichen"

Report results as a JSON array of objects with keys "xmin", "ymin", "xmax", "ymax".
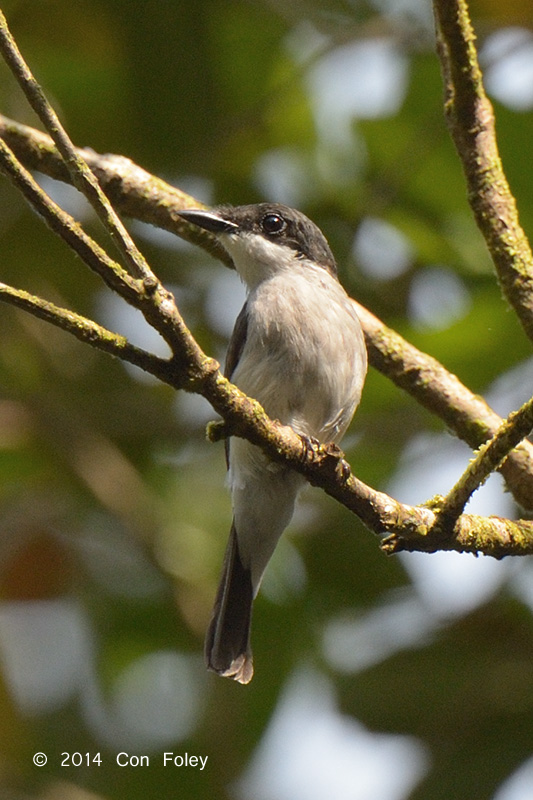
[
  {"xmin": 433, "ymin": 0, "xmax": 533, "ymax": 342},
  {"xmin": 435, "ymin": 395, "xmax": 533, "ymax": 528},
  {"xmin": 353, "ymin": 301, "xmax": 533, "ymax": 512},
  {"xmin": 1, "ymin": 7, "xmax": 533, "ymax": 558},
  {"xmin": 3, "ymin": 113, "xmax": 533, "ymax": 513},
  {"xmin": 0, "ymin": 281, "xmax": 171, "ymax": 378}
]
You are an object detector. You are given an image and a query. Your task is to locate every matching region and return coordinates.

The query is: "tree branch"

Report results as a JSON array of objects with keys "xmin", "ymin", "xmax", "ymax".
[
  {"xmin": 2, "ymin": 158, "xmax": 532, "ymax": 564},
  {"xmin": 354, "ymin": 302, "xmax": 533, "ymax": 511},
  {"xmin": 1, "ymin": 155, "xmax": 532, "ymax": 561},
  {"xmin": 433, "ymin": 0, "xmax": 533, "ymax": 342},
  {"xmin": 0, "ymin": 134, "xmax": 218, "ymax": 387},
  {"xmin": 381, "ymin": 510, "xmax": 533, "ymax": 559},
  {"xmin": 1, "ymin": 9, "xmax": 533, "ymax": 558},
  {"xmin": 0, "ymin": 115, "xmax": 229, "ymax": 265},
  {"xmin": 2, "ymin": 114, "xmax": 533, "ymax": 510}
]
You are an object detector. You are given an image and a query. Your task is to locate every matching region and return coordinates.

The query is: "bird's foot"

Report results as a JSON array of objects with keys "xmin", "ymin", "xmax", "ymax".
[{"xmin": 299, "ymin": 433, "xmax": 321, "ymax": 463}]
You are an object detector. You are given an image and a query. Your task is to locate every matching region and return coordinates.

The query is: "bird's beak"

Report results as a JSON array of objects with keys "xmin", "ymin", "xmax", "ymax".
[{"xmin": 178, "ymin": 209, "xmax": 239, "ymax": 235}]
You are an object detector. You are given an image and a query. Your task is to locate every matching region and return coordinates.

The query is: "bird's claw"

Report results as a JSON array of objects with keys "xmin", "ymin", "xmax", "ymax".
[{"xmin": 299, "ymin": 434, "xmax": 321, "ymax": 463}]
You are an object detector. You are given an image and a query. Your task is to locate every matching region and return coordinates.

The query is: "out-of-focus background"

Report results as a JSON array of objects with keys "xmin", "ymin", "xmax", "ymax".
[{"xmin": 2, "ymin": 1, "xmax": 533, "ymax": 798}]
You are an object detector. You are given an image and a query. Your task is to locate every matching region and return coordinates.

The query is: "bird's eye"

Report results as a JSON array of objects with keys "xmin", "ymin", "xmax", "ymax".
[{"xmin": 262, "ymin": 213, "xmax": 286, "ymax": 234}]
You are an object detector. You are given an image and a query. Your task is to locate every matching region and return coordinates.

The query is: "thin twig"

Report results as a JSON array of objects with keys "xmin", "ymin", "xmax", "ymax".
[
  {"xmin": 0, "ymin": 282, "xmax": 172, "ymax": 379},
  {"xmin": 0, "ymin": 9, "xmax": 154, "ymax": 282},
  {"xmin": 0, "ymin": 134, "xmax": 214, "ymax": 376},
  {"xmin": 0, "ymin": 114, "xmax": 231, "ymax": 265},
  {"xmin": 436, "ymin": 395, "xmax": 533, "ymax": 525},
  {"xmin": 0, "ymin": 138, "xmax": 138, "ymax": 299}
]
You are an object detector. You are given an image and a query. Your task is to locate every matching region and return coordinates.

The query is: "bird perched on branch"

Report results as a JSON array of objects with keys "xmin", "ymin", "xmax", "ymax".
[{"xmin": 178, "ymin": 203, "xmax": 367, "ymax": 684}]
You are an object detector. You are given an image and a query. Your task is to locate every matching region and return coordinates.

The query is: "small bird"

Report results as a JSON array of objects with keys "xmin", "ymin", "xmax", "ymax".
[{"xmin": 178, "ymin": 203, "xmax": 367, "ymax": 684}]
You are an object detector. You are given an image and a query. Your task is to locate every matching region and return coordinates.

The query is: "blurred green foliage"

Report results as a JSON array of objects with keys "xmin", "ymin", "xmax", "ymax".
[{"xmin": 1, "ymin": 1, "xmax": 533, "ymax": 799}]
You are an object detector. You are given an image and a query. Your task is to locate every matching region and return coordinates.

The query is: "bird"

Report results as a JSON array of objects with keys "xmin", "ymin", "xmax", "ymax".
[{"xmin": 178, "ymin": 203, "xmax": 367, "ymax": 684}]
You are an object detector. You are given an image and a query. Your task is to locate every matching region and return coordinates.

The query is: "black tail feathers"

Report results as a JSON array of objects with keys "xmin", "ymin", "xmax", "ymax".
[{"xmin": 205, "ymin": 523, "xmax": 254, "ymax": 685}]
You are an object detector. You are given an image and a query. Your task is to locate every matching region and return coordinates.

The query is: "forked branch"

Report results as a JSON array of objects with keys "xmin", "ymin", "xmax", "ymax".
[{"xmin": 1, "ymin": 6, "xmax": 533, "ymax": 557}]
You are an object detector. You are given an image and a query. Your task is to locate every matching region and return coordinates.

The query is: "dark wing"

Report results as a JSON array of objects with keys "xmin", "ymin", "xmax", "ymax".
[
  {"xmin": 225, "ymin": 300, "xmax": 249, "ymax": 379},
  {"xmin": 224, "ymin": 301, "xmax": 249, "ymax": 467}
]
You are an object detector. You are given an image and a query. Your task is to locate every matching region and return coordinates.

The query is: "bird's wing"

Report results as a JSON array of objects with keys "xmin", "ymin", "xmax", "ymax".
[
  {"xmin": 225, "ymin": 300, "xmax": 249, "ymax": 380},
  {"xmin": 224, "ymin": 301, "xmax": 249, "ymax": 467}
]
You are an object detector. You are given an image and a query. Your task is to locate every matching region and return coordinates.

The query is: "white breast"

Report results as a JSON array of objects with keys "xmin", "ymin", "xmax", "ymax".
[{"xmin": 231, "ymin": 261, "xmax": 367, "ymax": 443}]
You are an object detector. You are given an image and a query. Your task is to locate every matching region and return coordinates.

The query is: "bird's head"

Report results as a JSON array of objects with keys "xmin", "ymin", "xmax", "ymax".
[{"xmin": 178, "ymin": 203, "xmax": 337, "ymax": 289}]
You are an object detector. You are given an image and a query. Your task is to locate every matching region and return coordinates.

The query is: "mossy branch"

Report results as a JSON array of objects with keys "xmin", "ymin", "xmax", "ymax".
[
  {"xmin": 0, "ymin": 281, "xmax": 171, "ymax": 379},
  {"xmin": 434, "ymin": 0, "xmax": 533, "ymax": 342},
  {"xmin": 1, "ymin": 6, "xmax": 533, "ymax": 557},
  {"xmin": 435, "ymin": 395, "xmax": 533, "ymax": 527},
  {"xmin": 3, "ymin": 112, "xmax": 533, "ymax": 513}
]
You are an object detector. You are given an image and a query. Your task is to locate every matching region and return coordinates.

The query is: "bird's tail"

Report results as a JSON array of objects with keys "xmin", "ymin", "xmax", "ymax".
[{"xmin": 204, "ymin": 522, "xmax": 254, "ymax": 685}]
